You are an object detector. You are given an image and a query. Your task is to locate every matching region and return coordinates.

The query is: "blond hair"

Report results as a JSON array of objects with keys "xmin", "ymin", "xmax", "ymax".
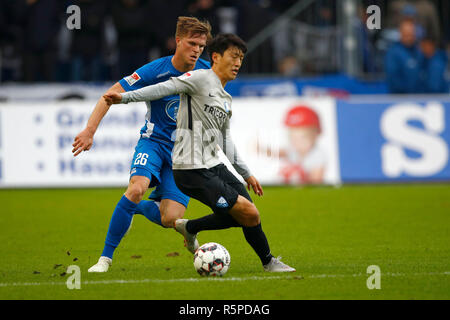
[{"xmin": 175, "ymin": 16, "xmax": 212, "ymax": 41}]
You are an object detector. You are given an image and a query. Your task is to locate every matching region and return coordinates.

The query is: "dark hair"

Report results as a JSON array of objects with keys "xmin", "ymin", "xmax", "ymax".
[{"xmin": 207, "ymin": 33, "xmax": 247, "ymax": 65}]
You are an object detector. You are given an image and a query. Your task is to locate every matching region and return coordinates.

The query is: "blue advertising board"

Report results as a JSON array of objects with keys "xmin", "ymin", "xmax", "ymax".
[{"xmin": 337, "ymin": 97, "xmax": 450, "ymax": 182}]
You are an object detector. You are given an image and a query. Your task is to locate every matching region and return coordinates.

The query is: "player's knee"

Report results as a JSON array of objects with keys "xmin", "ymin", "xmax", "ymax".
[
  {"xmin": 160, "ymin": 215, "xmax": 172, "ymax": 228},
  {"xmin": 244, "ymin": 203, "xmax": 260, "ymax": 227},
  {"xmin": 232, "ymin": 196, "xmax": 260, "ymax": 227},
  {"xmin": 160, "ymin": 201, "xmax": 185, "ymax": 228},
  {"xmin": 161, "ymin": 213, "xmax": 183, "ymax": 228},
  {"xmin": 160, "ymin": 207, "xmax": 179, "ymax": 228},
  {"xmin": 125, "ymin": 182, "xmax": 147, "ymax": 203}
]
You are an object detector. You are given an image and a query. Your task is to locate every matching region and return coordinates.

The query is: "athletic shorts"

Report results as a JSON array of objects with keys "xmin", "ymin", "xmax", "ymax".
[
  {"xmin": 130, "ymin": 137, "xmax": 189, "ymax": 208},
  {"xmin": 173, "ymin": 164, "xmax": 252, "ymax": 215}
]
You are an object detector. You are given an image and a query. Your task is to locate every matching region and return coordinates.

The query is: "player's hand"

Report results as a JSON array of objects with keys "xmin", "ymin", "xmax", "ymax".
[
  {"xmin": 103, "ymin": 92, "xmax": 122, "ymax": 105},
  {"xmin": 72, "ymin": 128, "xmax": 94, "ymax": 157},
  {"xmin": 245, "ymin": 176, "xmax": 264, "ymax": 196}
]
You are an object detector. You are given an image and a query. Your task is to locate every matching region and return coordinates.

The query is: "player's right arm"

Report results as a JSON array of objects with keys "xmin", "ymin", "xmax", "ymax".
[
  {"xmin": 103, "ymin": 71, "xmax": 201, "ymax": 105},
  {"xmin": 72, "ymin": 82, "xmax": 125, "ymax": 157},
  {"xmin": 104, "ymin": 80, "xmax": 180, "ymax": 105}
]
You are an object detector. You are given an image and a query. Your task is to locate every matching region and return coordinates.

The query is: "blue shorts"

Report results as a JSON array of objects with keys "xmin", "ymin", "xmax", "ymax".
[{"xmin": 130, "ymin": 137, "xmax": 189, "ymax": 208}]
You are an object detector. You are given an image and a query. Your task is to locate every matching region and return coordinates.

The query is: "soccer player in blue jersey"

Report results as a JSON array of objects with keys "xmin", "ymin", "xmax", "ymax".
[{"xmin": 72, "ymin": 17, "xmax": 212, "ymax": 272}]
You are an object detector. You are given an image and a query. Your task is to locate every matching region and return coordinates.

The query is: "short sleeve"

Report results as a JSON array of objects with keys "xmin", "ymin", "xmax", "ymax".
[{"xmin": 119, "ymin": 63, "xmax": 156, "ymax": 92}]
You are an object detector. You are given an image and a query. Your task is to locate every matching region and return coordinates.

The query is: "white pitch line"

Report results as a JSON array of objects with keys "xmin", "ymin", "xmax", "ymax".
[
  {"xmin": 0, "ymin": 276, "xmax": 288, "ymax": 287},
  {"xmin": 0, "ymin": 272, "xmax": 449, "ymax": 288}
]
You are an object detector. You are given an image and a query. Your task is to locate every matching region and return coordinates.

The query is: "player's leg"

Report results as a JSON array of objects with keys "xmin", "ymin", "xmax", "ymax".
[
  {"xmin": 172, "ymin": 166, "xmax": 242, "ymax": 230},
  {"xmin": 175, "ymin": 165, "xmax": 258, "ymax": 231},
  {"xmin": 178, "ymin": 195, "xmax": 253, "ymax": 235},
  {"xmin": 126, "ymin": 139, "xmax": 167, "ymax": 227},
  {"xmin": 173, "ymin": 165, "xmax": 262, "ymax": 256},
  {"xmin": 134, "ymin": 161, "xmax": 188, "ymax": 228},
  {"xmin": 157, "ymin": 171, "xmax": 197, "ymax": 250},
  {"xmin": 103, "ymin": 138, "xmax": 164, "ymax": 257},
  {"xmin": 173, "ymin": 176, "xmax": 269, "ymax": 262},
  {"xmin": 103, "ymin": 175, "xmax": 150, "ymax": 254},
  {"xmin": 221, "ymin": 169, "xmax": 295, "ymax": 272},
  {"xmin": 228, "ymin": 195, "xmax": 260, "ymax": 227},
  {"xmin": 159, "ymin": 199, "xmax": 186, "ymax": 227},
  {"xmin": 135, "ymin": 200, "xmax": 163, "ymax": 226},
  {"xmin": 88, "ymin": 175, "xmax": 150, "ymax": 272},
  {"xmin": 172, "ymin": 166, "xmax": 240, "ymax": 253},
  {"xmin": 151, "ymin": 158, "xmax": 189, "ymax": 228},
  {"xmin": 215, "ymin": 168, "xmax": 274, "ymax": 267},
  {"xmin": 89, "ymin": 138, "xmax": 162, "ymax": 272},
  {"xmin": 172, "ymin": 167, "xmax": 239, "ymax": 252},
  {"xmin": 176, "ymin": 164, "xmax": 295, "ymax": 272}
]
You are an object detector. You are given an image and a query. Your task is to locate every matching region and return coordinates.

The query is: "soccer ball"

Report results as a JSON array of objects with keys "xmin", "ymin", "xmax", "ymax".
[{"xmin": 193, "ymin": 242, "xmax": 230, "ymax": 277}]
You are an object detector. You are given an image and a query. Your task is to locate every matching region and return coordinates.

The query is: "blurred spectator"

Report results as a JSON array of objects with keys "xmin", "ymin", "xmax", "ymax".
[
  {"xmin": 0, "ymin": 0, "xmax": 24, "ymax": 81},
  {"xmin": 70, "ymin": 0, "xmax": 108, "ymax": 82},
  {"xmin": 236, "ymin": 0, "xmax": 275, "ymax": 73},
  {"xmin": 420, "ymin": 37, "xmax": 448, "ymax": 93},
  {"xmin": 1, "ymin": 0, "xmax": 448, "ymax": 82},
  {"xmin": 111, "ymin": 0, "xmax": 153, "ymax": 77},
  {"xmin": 316, "ymin": 1, "xmax": 335, "ymax": 28},
  {"xmin": 186, "ymin": 0, "xmax": 220, "ymax": 33},
  {"xmin": 20, "ymin": 0, "xmax": 63, "ymax": 82},
  {"xmin": 385, "ymin": 19, "xmax": 424, "ymax": 93},
  {"xmin": 278, "ymin": 56, "xmax": 301, "ymax": 77},
  {"xmin": 148, "ymin": 1, "xmax": 186, "ymax": 57},
  {"xmin": 185, "ymin": 0, "xmax": 220, "ymax": 60},
  {"xmin": 387, "ymin": 0, "xmax": 440, "ymax": 43}
]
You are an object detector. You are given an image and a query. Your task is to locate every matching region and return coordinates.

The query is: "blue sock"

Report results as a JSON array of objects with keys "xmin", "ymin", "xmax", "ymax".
[
  {"xmin": 135, "ymin": 200, "xmax": 164, "ymax": 227},
  {"xmin": 102, "ymin": 195, "xmax": 138, "ymax": 259}
]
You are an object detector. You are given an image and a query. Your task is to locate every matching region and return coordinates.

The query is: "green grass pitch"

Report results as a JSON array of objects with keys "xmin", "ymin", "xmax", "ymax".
[{"xmin": 0, "ymin": 184, "xmax": 449, "ymax": 300}]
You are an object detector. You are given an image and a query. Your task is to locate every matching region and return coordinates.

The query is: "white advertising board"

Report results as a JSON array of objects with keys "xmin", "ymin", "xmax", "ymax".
[
  {"xmin": 0, "ymin": 98, "xmax": 340, "ymax": 188},
  {"xmin": 0, "ymin": 101, "xmax": 145, "ymax": 187}
]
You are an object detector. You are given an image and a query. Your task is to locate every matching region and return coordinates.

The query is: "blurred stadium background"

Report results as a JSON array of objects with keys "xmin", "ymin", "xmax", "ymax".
[
  {"xmin": 0, "ymin": 0, "xmax": 449, "ymax": 301},
  {"xmin": 0, "ymin": 0, "xmax": 450, "ymax": 300},
  {"xmin": 0, "ymin": 0, "xmax": 449, "ymax": 187}
]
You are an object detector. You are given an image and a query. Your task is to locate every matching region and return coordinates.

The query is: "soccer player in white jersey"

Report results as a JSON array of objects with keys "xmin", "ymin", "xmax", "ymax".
[{"xmin": 104, "ymin": 34, "xmax": 295, "ymax": 272}]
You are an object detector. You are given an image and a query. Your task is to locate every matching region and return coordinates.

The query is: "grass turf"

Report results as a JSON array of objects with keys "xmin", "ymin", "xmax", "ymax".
[{"xmin": 0, "ymin": 184, "xmax": 449, "ymax": 300}]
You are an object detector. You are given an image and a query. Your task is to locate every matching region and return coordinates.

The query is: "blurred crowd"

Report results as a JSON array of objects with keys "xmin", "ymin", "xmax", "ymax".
[
  {"xmin": 0, "ymin": 0, "xmax": 290, "ymax": 83},
  {"xmin": 0, "ymin": 0, "xmax": 448, "ymax": 93},
  {"xmin": 383, "ymin": 0, "xmax": 449, "ymax": 93}
]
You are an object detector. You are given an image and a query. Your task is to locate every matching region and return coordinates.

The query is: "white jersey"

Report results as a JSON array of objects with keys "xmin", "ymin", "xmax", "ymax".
[{"xmin": 121, "ymin": 69, "xmax": 251, "ymax": 179}]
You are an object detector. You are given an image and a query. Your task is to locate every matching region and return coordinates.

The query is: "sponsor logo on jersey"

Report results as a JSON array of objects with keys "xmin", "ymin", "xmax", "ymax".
[
  {"xmin": 179, "ymin": 72, "xmax": 192, "ymax": 80},
  {"xmin": 124, "ymin": 72, "xmax": 141, "ymax": 86},
  {"xmin": 156, "ymin": 71, "xmax": 171, "ymax": 79},
  {"xmin": 204, "ymin": 104, "xmax": 228, "ymax": 121},
  {"xmin": 165, "ymin": 99, "xmax": 180, "ymax": 122},
  {"xmin": 216, "ymin": 196, "xmax": 229, "ymax": 208}
]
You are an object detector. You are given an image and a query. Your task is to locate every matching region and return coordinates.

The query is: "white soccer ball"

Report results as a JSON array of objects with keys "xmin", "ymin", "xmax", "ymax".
[{"xmin": 193, "ymin": 242, "xmax": 231, "ymax": 277}]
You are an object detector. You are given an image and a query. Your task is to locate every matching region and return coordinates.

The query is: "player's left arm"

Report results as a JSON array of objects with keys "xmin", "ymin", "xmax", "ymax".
[
  {"xmin": 222, "ymin": 118, "xmax": 263, "ymax": 196},
  {"xmin": 245, "ymin": 176, "xmax": 263, "ymax": 196}
]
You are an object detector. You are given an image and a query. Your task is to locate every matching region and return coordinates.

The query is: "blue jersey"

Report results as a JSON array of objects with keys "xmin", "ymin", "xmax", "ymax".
[{"xmin": 119, "ymin": 56, "xmax": 210, "ymax": 145}]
